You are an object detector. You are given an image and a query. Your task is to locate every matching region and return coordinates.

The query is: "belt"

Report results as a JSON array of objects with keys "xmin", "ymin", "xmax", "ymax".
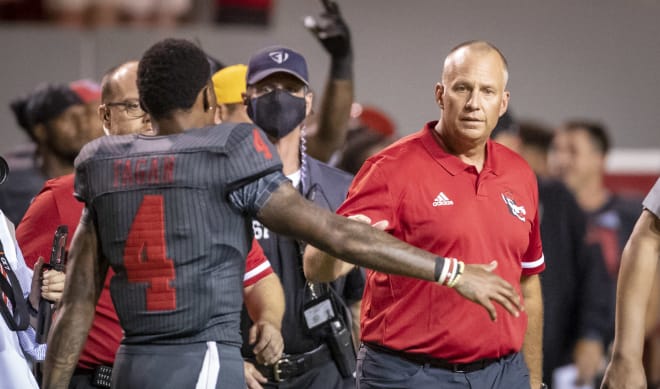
[
  {"xmin": 256, "ymin": 343, "xmax": 333, "ymax": 383},
  {"xmin": 73, "ymin": 365, "xmax": 113, "ymax": 388},
  {"xmin": 364, "ymin": 342, "xmax": 500, "ymax": 373}
]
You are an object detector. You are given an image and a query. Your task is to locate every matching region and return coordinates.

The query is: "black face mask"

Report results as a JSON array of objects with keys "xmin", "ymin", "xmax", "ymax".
[{"xmin": 247, "ymin": 90, "xmax": 306, "ymax": 139}]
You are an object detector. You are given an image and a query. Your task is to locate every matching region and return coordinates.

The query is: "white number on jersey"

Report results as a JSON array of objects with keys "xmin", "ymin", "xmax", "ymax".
[{"xmin": 252, "ymin": 220, "xmax": 270, "ymax": 240}]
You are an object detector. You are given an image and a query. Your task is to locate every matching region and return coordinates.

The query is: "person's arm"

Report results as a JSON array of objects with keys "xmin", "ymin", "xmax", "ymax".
[
  {"xmin": 305, "ymin": 76, "xmax": 353, "ymax": 163},
  {"xmin": 304, "ymin": 214, "xmax": 383, "ymax": 282},
  {"xmin": 304, "ymin": 0, "xmax": 353, "ymax": 162},
  {"xmin": 243, "ymin": 272, "xmax": 285, "ymax": 364},
  {"xmin": 43, "ymin": 209, "xmax": 108, "ymax": 389},
  {"xmin": 243, "ymin": 272, "xmax": 284, "ymax": 389},
  {"xmin": 28, "ymin": 257, "xmax": 65, "ymax": 329},
  {"xmin": 304, "ymin": 245, "xmax": 354, "ymax": 282},
  {"xmin": 573, "ymin": 243, "xmax": 612, "ymax": 385},
  {"xmin": 566, "ymin": 186, "xmax": 612, "ymax": 385},
  {"xmin": 601, "ymin": 209, "xmax": 660, "ymax": 389},
  {"xmin": 349, "ymin": 300, "xmax": 360, "ymax": 351},
  {"xmin": 520, "ymin": 274, "xmax": 543, "ymax": 389},
  {"xmin": 5, "ymin": 212, "xmax": 66, "ymax": 329},
  {"xmin": 257, "ymin": 182, "xmax": 522, "ymax": 321}
]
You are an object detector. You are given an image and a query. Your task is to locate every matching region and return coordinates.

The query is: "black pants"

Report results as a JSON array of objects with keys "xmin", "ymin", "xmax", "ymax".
[
  {"xmin": 263, "ymin": 358, "xmax": 354, "ymax": 389},
  {"xmin": 69, "ymin": 372, "xmax": 97, "ymax": 389},
  {"xmin": 357, "ymin": 344, "xmax": 530, "ymax": 389}
]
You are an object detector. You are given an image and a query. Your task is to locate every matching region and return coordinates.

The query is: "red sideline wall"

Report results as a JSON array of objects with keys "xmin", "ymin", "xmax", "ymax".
[
  {"xmin": 605, "ymin": 173, "xmax": 658, "ymax": 197},
  {"xmin": 605, "ymin": 149, "xmax": 659, "ymax": 198}
]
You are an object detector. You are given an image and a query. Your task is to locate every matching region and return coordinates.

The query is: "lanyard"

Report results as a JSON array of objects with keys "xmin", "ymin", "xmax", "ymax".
[{"xmin": 0, "ymin": 239, "xmax": 29, "ymax": 331}]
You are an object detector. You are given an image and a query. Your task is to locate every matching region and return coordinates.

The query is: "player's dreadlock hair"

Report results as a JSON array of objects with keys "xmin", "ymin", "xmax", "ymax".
[{"xmin": 137, "ymin": 38, "xmax": 211, "ymax": 120}]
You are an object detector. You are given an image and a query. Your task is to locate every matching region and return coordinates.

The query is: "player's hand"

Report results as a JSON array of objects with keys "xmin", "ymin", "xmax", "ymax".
[
  {"xmin": 303, "ymin": 0, "xmax": 352, "ymax": 60},
  {"xmin": 29, "ymin": 257, "xmax": 66, "ymax": 308},
  {"xmin": 573, "ymin": 338, "xmax": 605, "ymax": 386},
  {"xmin": 249, "ymin": 320, "xmax": 283, "ymax": 365},
  {"xmin": 348, "ymin": 214, "xmax": 389, "ymax": 230},
  {"xmin": 601, "ymin": 355, "xmax": 647, "ymax": 389},
  {"xmin": 244, "ymin": 361, "xmax": 267, "ymax": 389},
  {"xmin": 451, "ymin": 260, "xmax": 522, "ymax": 321}
]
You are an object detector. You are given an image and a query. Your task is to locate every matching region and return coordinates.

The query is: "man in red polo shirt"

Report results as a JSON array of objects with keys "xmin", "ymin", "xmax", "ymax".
[{"xmin": 304, "ymin": 41, "xmax": 545, "ymax": 389}]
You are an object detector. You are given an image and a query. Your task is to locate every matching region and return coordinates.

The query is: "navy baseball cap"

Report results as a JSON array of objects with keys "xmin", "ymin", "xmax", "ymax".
[{"xmin": 246, "ymin": 45, "xmax": 309, "ymax": 86}]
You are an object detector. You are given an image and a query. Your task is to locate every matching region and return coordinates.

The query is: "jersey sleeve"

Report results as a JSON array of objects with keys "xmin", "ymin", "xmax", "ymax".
[
  {"xmin": 224, "ymin": 125, "xmax": 283, "ymax": 192},
  {"xmin": 17, "ymin": 176, "xmax": 85, "ymax": 269},
  {"xmin": 643, "ymin": 178, "xmax": 660, "ymax": 217},
  {"xmin": 243, "ymin": 238, "xmax": 273, "ymax": 288},
  {"xmin": 74, "ymin": 158, "xmax": 90, "ymax": 204},
  {"xmin": 336, "ymin": 159, "xmax": 396, "ymax": 232},
  {"xmin": 228, "ymin": 171, "xmax": 289, "ymax": 217},
  {"xmin": 73, "ymin": 138, "xmax": 105, "ymax": 204},
  {"xmin": 521, "ymin": 176, "xmax": 545, "ymax": 276},
  {"xmin": 15, "ymin": 184, "xmax": 60, "ymax": 269}
]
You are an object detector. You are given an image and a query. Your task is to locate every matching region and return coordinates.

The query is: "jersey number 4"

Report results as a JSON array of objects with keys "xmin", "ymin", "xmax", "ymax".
[{"xmin": 124, "ymin": 195, "xmax": 176, "ymax": 311}]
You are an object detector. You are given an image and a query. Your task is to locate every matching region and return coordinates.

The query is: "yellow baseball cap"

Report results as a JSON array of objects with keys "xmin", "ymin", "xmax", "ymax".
[{"xmin": 212, "ymin": 64, "xmax": 247, "ymax": 104}]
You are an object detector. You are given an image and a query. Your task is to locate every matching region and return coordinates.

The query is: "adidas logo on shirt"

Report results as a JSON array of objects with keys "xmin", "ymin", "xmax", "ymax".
[{"xmin": 432, "ymin": 192, "xmax": 454, "ymax": 207}]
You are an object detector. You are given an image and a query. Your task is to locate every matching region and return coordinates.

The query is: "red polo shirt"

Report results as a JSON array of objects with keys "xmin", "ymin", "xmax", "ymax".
[
  {"xmin": 337, "ymin": 121, "xmax": 544, "ymax": 363},
  {"xmin": 17, "ymin": 174, "xmax": 272, "ymax": 369}
]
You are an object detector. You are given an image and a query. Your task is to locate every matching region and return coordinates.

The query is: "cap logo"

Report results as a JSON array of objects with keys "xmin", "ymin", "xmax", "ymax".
[{"xmin": 269, "ymin": 51, "xmax": 289, "ymax": 64}]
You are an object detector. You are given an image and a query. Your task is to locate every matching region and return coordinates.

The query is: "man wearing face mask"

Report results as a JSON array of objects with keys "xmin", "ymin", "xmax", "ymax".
[{"xmin": 240, "ymin": 45, "xmax": 364, "ymax": 389}]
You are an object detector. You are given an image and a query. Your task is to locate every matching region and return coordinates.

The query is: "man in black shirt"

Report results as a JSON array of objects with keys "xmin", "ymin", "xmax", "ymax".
[
  {"xmin": 241, "ymin": 44, "xmax": 363, "ymax": 388},
  {"xmin": 492, "ymin": 114, "xmax": 614, "ymax": 386}
]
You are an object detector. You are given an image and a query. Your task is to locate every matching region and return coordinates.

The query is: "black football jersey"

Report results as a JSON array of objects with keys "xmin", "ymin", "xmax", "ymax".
[{"xmin": 74, "ymin": 123, "xmax": 287, "ymax": 345}]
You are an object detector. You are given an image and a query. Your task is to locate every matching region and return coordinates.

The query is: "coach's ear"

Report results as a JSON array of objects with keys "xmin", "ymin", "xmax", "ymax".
[
  {"xmin": 435, "ymin": 83, "xmax": 444, "ymax": 109},
  {"xmin": 99, "ymin": 105, "xmax": 111, "ymax": 136},
  {"xmin": 98, "ymin": 104, "xmax": 110, "ymax": 122}
]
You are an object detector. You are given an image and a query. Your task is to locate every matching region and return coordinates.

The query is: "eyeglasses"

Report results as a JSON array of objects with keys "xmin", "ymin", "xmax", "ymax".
[{"xmin": 104, "ymin": 100, "xmax": 145, "ymax": 118}]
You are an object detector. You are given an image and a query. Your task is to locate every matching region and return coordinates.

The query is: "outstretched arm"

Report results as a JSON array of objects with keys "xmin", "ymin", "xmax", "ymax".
[
  {"xmin": 43, "ymin": 209, "xmax": 108, "ymax": 389},
  {"xmin": 258, "ymin": 182, "xmax": 522, "ymax": 321},
  {"xmin": 303, "ymin": 214, "xmax": 382, "ymax": 282},
  {"xmin": 601, "ymin": 209, "xmax": 660, "ymax": 389}
]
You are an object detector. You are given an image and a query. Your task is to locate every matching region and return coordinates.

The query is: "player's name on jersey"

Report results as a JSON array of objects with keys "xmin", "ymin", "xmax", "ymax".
[{"xmin": 112, "ymin": 156, "xmax": 176, "ymax": 188}]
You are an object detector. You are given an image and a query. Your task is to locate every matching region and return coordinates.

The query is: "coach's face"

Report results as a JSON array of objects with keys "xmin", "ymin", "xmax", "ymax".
[
  {"xmin": 436, "ymin": 48, "xmax": 509, "ymax": 147},
  {"xmin": 99, "ymin": 62, "xmax": 153, "ymax": 136}
]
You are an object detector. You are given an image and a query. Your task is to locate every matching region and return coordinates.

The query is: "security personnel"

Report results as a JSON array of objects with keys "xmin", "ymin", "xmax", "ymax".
[{"xmin": 239, "ymin": 44, "xmax": 363, "ymax": 389}]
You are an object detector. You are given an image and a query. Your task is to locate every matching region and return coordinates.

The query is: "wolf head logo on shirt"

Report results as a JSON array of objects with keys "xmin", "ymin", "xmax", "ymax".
[{"xmin": 501, "ymin": 192, "xmax": 526, "ymax": 222}]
